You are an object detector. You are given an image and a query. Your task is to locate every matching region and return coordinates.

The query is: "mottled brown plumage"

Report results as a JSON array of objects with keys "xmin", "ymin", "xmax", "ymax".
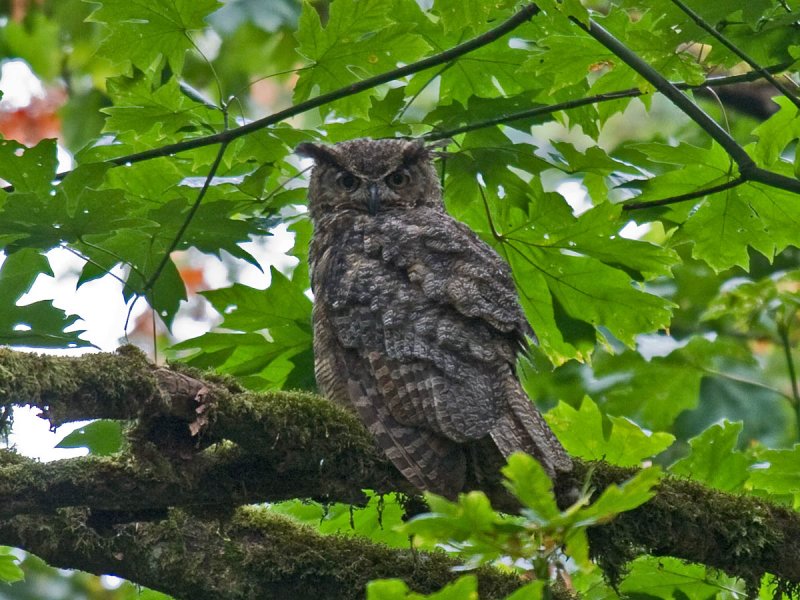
[{"xmin": 297, "ymin": 137, "xmax": 572, "ymax": 497}]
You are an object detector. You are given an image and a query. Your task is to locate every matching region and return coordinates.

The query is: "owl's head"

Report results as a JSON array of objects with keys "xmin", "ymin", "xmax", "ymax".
[{"xmin": 296, "ymin": 138, "xmax": 442, "ymax": 221}]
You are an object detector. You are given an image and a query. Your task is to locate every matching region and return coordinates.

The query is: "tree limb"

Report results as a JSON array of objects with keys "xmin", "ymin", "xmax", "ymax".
[
  {"xmin": 424, "ymin": 64, "xmax": 792, "ymax": 142},
  {"xmin": 0, "ymin": 507, "xmax": 532, "ymax": 600},
  {"xmin": 58, "ymin": 4, "xmax": 541, "ymax": 177},
  {"xmin": 1, "ymin": 347, "xmax": 799, "ymax": 590},
  {"xmin": 668, "ymin": 0, "xmax": 800, "ymax": 110},
  {"xmin": 575, "ymin": 18, "xmax": 800, "ymax": 197}
]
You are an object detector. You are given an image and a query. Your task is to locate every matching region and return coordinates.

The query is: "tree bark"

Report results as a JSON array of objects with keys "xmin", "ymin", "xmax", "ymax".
[
  {"xmin": 1, "ymin": 346, "xmax": 798, "ymax": 594},
  {"xmin": 0, "ymin": 507, "xmax": 531, "ymax": 600}
]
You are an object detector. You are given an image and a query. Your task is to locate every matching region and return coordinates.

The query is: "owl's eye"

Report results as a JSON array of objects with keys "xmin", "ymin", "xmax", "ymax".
[
  {"xmin": 337, "ymin": 172, "xmax": 360, "ymax": 192},
  {"xmin": 386, "ymin": 169, "xmax": 410, "ymax": 189}
]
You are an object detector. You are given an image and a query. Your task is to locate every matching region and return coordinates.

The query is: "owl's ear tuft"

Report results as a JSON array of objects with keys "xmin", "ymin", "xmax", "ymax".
[
  {"xmin": 401, "ymin": 138, "xmax": 429, "ymax": 165},
  {"xmin": 425, "ymin": 138, "xmax": 453, "ymax": 160},
  {"xmin": 295, "ymin": 142, "xmax": 344, "ymax": 168}
]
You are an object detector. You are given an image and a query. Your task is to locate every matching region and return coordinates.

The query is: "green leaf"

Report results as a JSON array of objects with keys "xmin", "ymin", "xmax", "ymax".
[
  {"xmin": 749, "ymin": 446, "xmax": 800, "ymax": 498},
  {"xmin": 433, "ymin": 0, "xmax": 516, "ymax": 35},
  {"xmin": 4, "ymin": 12, "xmax": 62, "ymax": 79},
  {"xmin": 443, "ymin": 161, "xmax": 675, "ymax": 363},
  {"xmin": 670, "ymin": 421, "xmax": 750, "ymax": 492},
  {"xmin": 0, "ymin": 164, "xmax": 147, "ymax": 254},
  {"xmin": 403, "ymin": 490, "xmax": 501, "ymax": 547},
  {"xmin": 56, "ymin": 420, "xmax": 124, "ymax": 456},
  {"xmin": 172, "ymin": 269, "xmax": 313, "ymax": 389},
  {"xmin": 592, "ymin": 336, "xmax": 757, "ymax": 432},
  {"xmin": 682, "ymin": 187, "xmax": 774, "ymax": 272},
  {"xmin": 0, "ymin": 249, "xmax": 88, "ymax": 348},
  {"xmin": 324, "ymin": 87, "xmax": 412, "ymax": 140},
  {"xmin": 521, "ymin": 32, "xmax": 614, "ymax": 94},
  {"xmin": 545, "ymin": 397, "xmax": 674, "ymax": 466},
  {"xmin": 294, "ymin": 0, "xmax": 430, "ymax": 116},
  {"xmin": 270, "ymin": 492, "xmax": 409, "ymax": 549},
  {"xmin": 504, "ymin": 581, "xmax": 546, "ymax": 600},
  {"xmin": 0, "ymin": 551, "xmax": 23, "ymax": 584},
  {"xmin": 752, "ymin": 98, "xmax": 800, "ymax": 167},
  {"xmin": 366, "ymin": 575, "xmax": 479, "ymax": 600},
  {"xmin": 145, "ymin": 197, "xmax": 267, "ymax": 268},
  {"xmin": 579, "ymin": 466, "xmax": 662, "ymax": 524},
  {"xmin": 203, "ymin": 269, "xmax": 311, "ymax": 330},
  {"xmin": 619, "ymin": 556, "xmax": 735, "ymax": 598},
  {"xmin": 103, "ymin": 74, "xmax": 222, "ymax": 140},
  {"xmin": 84, "ymin": 227, "xmax": 187, "ymax": 327},
  {"xmin": 0, "ymin": 139, "xmax": 57, "ymax": 195},
  {"xmin": 501, "ymin": 452, "xmax": 560, "ymax": 522},
  {"xmin": 366, "ymin": 579, "xmax": 411, "ymax": 600},
  {"xmin": 86, "ymin": 0, "xmax": 222, "ymax": 72}
]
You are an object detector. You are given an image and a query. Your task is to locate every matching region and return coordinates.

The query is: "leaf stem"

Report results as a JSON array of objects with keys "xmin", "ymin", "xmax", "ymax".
[
  {"xmin": 142, "ymin": 140, "xmax": 230, "ymax": 294},
  {"xmin": 777, "ymin": 322, "xmax": 800, "ymax": 438}
]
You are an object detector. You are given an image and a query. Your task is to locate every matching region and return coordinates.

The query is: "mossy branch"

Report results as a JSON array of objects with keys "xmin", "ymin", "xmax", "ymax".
[
  {"xmin": 0, "ymin": 507, "xmax": 530, "ymax": 600},
  {"xmin": 1, "ymin": 347, "xmax": 799, "ymax": 590}
]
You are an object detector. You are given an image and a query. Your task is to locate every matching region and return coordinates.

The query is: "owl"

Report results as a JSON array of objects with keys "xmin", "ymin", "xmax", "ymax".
[{"xmin": 297, "ymin": 137, "xmax": 572, "ymax": 498}]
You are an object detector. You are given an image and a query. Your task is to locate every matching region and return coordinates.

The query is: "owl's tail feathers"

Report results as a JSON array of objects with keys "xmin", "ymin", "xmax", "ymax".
[
  {"xmin": 347, "ymin": 379, "xmax": 466, "ymax": 499},
  {"xmin": 490, "ymin": 379, "xmax": 573, "ymax": 479}
]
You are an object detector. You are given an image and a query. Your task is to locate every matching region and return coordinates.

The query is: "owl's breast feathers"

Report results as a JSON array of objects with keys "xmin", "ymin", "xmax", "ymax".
[{"xmin": 314, "ymin": 209, "xmax": 526, "ymax": 429}]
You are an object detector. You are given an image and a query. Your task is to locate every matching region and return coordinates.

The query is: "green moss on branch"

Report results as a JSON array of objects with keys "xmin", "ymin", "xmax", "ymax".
[{"xmin": 0, "ymin": 507, "xmax": 528, "ymax": 600}]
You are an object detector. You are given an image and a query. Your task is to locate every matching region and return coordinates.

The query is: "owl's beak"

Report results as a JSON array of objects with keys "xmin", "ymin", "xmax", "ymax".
[{"xmin": 367, "ymin": 183, "xmax": 381, "ymax": 216}]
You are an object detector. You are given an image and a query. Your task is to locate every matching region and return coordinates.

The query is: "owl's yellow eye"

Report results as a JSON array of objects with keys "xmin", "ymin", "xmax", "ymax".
[
  {"xmin": 337, "ymin": 172, "xmax": 360, "ymax": 192},
  {"xmin": 386, "ymin": 169, "xmax": 410, "ymax": 189}
]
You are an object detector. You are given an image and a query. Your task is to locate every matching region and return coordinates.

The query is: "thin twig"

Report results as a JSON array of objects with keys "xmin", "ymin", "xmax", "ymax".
[
  {"xmin": 60, "ymin": 244, "xmax": 130, "ymax": 288},
  {"xmin": 394, "ymin": 62, "xmax": 453, "ymax": 124},
  {"xmin": 425, "ymin": 65, "xmax": 792, "ymax": 142},
  {"xmin": 477, "ymin": 181, "xmax": 504, "ymax": 242},
  {"xmin": 669, "ymin": 0, "xmax": 800, "ymax": 110},
  {"xmin": 622, "ymin": 175, "xmax": 746, "ymax": 211},
  {"xmin": 142, "ymin": 140, "xmax": 230, "ymax": 294},
  {"xmin": 777, "ymin": 322, "xmax": 800, "ymax": 438},
  {"xmin": 575, "ymin": 19, "xmax": 756, "ymax": 172},
  {"xmin": 77, "ymin": 5, "xmax": 541, "ymax": 173}
]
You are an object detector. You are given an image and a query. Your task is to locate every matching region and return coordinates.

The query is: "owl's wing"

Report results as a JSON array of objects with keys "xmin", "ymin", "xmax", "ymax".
[
  {"xmin": 343, "ymin": 349, "xmax": 467, "ymax": 497},
  {"xmin": 372, "ymin": 213, "xmax": 572, "ymax": 474}
]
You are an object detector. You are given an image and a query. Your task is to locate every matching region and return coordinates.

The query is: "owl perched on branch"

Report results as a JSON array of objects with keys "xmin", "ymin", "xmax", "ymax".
[{"xmin": 297, "ymin": 137, "xmax": 572, "ymax": 498}]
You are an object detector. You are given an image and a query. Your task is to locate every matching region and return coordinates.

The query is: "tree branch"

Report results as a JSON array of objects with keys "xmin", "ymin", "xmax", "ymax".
[
  {"xmin": 0, "ymin": 508, "xmax": 531, "ymax": 600},
  {"xmin": 71, "ymin": 4, "xmax": 540, "ymax": 174},
  {"xmin": 0, "ymin": 347, "xmax": 799, "ymax": 589},
  {"xmin": 669, "ymin": 0, "xmax": 800, "ymax": 110},
  {"xmin": 424, "ymin": 65, "xmax": 793, "ymax": 142},
  {"xmin": 622, "ymin": 175, "xmax": 747, "ymax": 211},
  {"xmin": 575, "ymin": 18, "xmax": 800, "ymax": 198}
]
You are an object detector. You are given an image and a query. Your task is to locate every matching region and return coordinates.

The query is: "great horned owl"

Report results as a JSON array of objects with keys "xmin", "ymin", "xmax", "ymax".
[{"xmin": 297, "ymin": 137, "xmax": 572, "ymax": 497}]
